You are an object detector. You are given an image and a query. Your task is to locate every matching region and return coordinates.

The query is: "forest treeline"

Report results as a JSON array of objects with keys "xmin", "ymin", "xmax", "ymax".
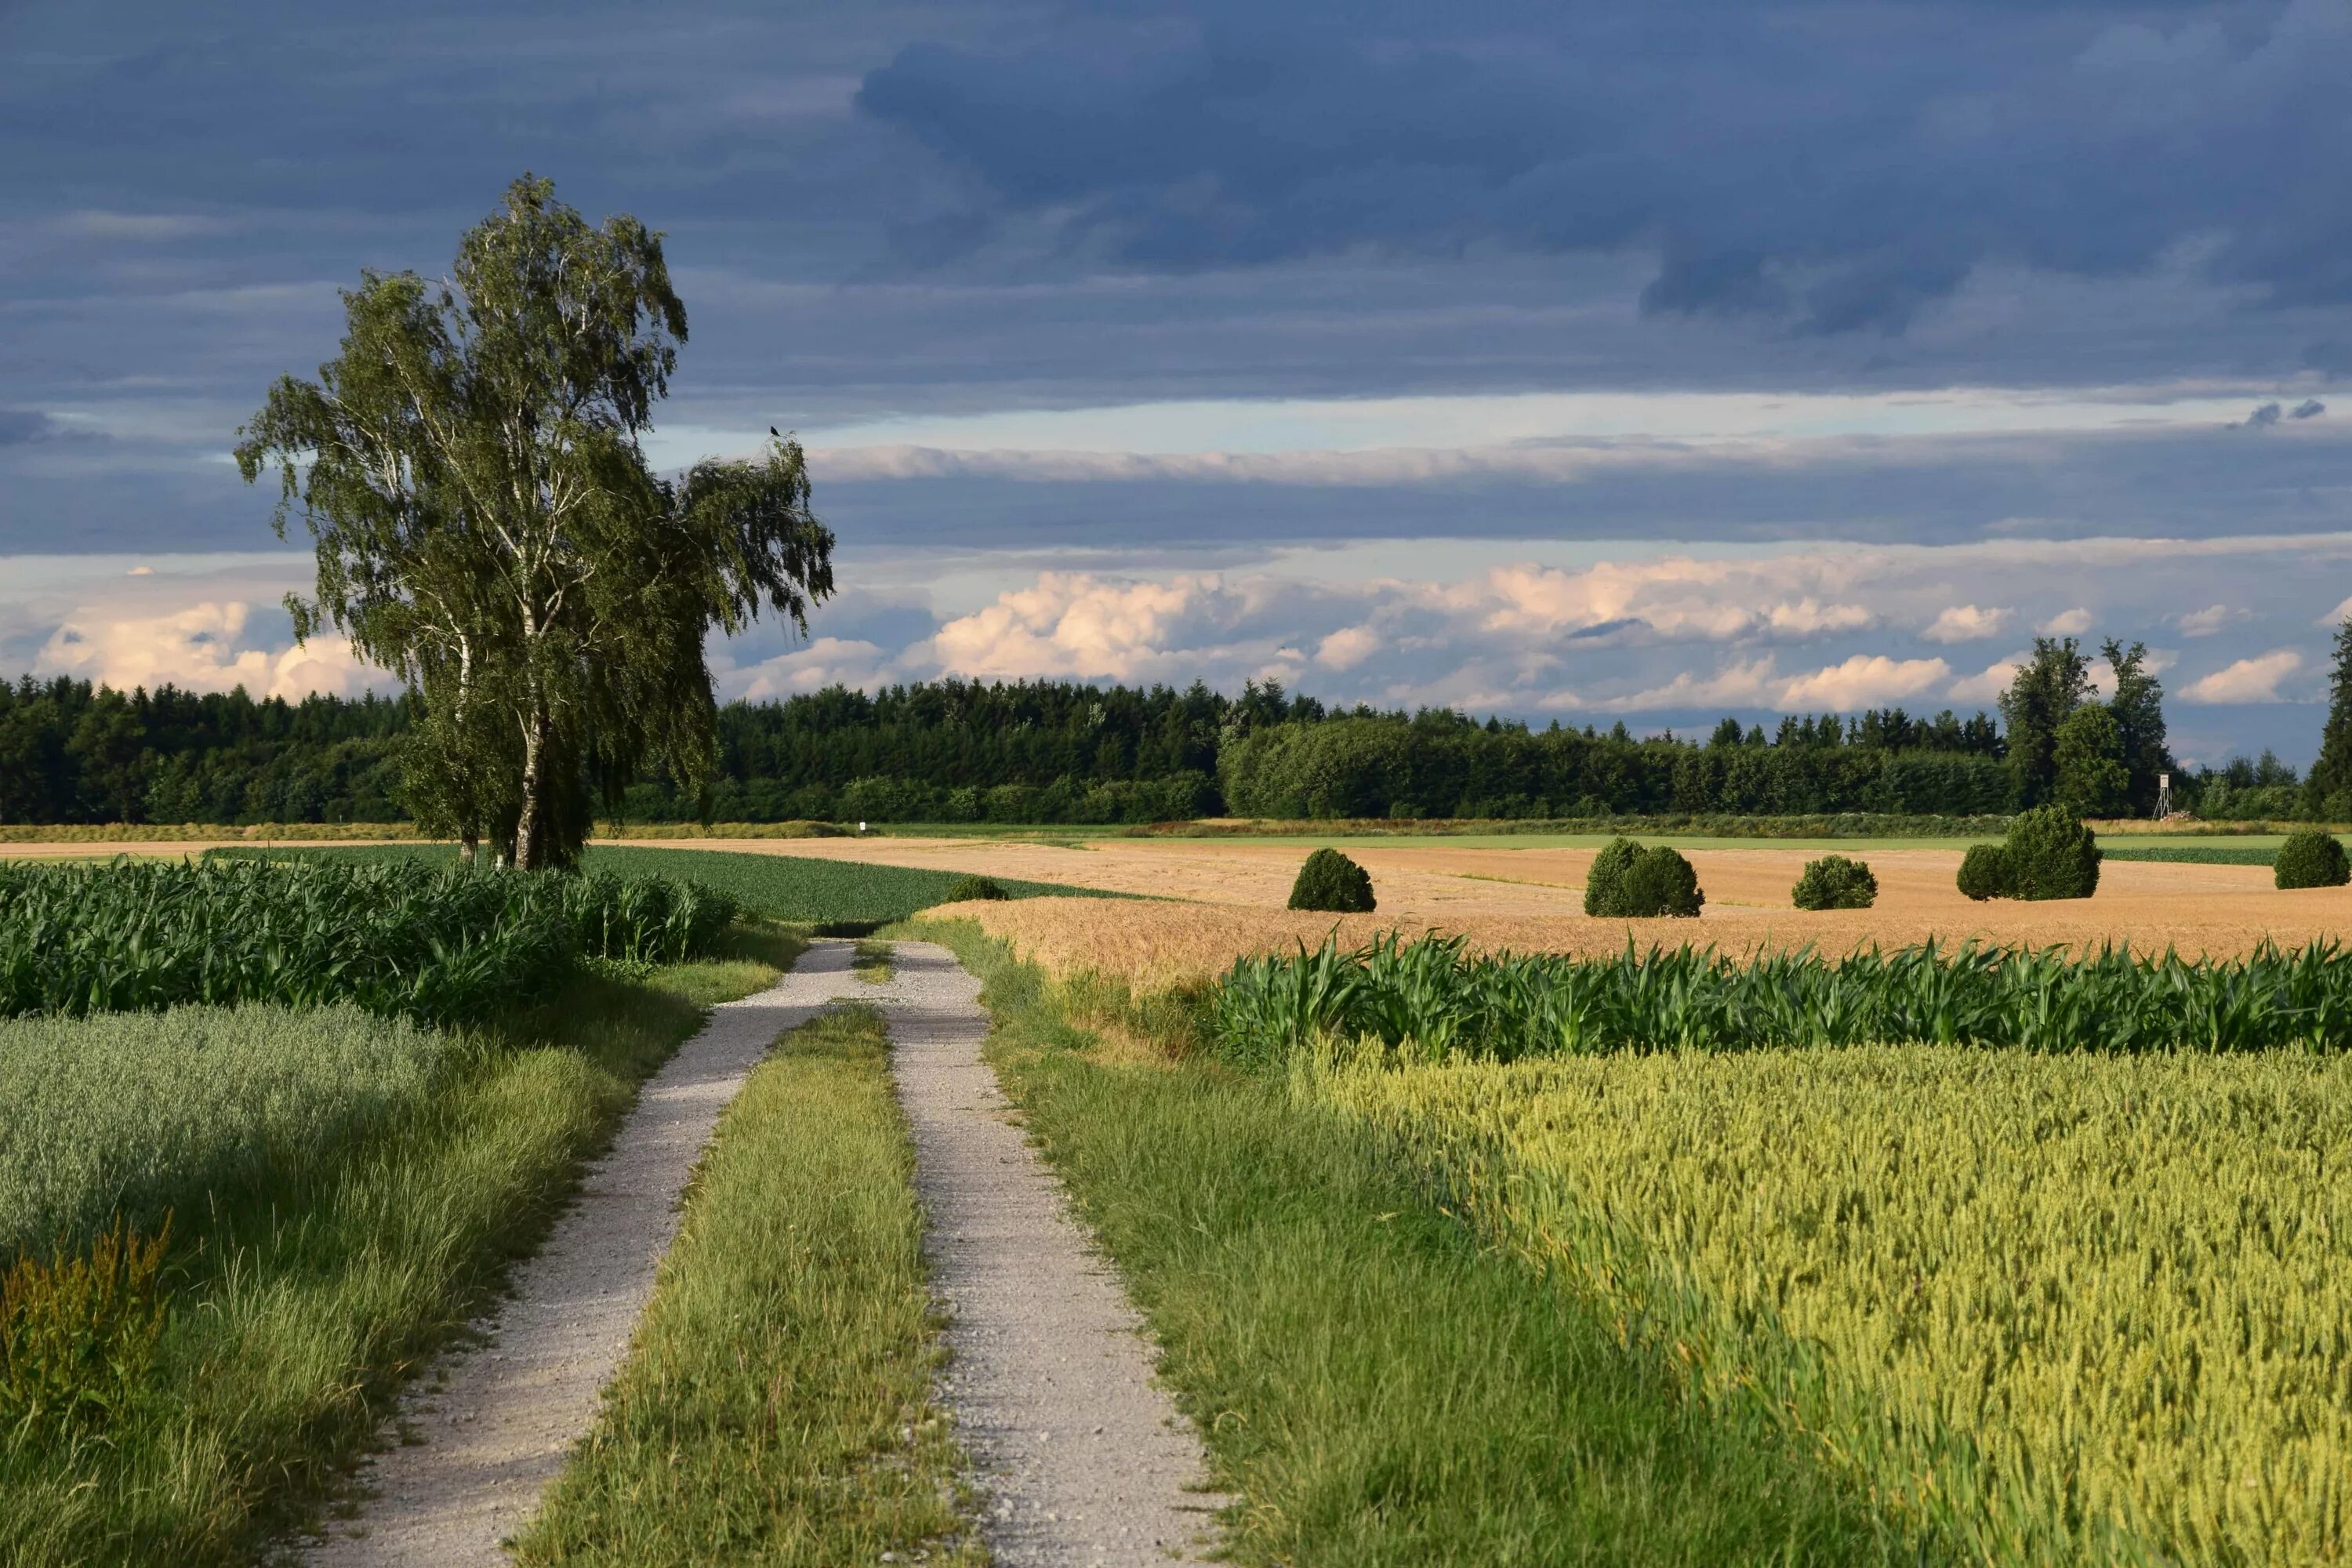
[{"xmin": 0, "ymin": 658, "xmax": 2321, "ymax": 826}]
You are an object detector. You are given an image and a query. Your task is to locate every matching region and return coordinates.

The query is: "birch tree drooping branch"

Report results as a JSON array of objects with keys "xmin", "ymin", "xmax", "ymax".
[{"xmin": 236, "ymin": 175, "xmax": 834, "ymax": 869}]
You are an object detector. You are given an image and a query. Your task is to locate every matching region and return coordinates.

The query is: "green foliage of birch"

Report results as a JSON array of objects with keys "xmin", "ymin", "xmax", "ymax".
[{"xmin": 237, "ymin": 176, "xmax": 833, "ymax": 868}]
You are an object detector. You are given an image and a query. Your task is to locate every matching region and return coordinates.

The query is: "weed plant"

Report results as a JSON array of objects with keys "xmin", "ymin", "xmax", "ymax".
[
  {"xmin": 1287, "ymin": 847, "xmax": 1376, "ymax": 912},
  {"xmin": 2274, "ymin": 829, "xmax": 2351, "ymax": 889},
  {"xmin": 1210, "ymin": 931, "xmax": 2352, "ymax": 1064},
  {"xmin": 1791, "ymin": 854, "xmax": 1877, "ymax": 909}
]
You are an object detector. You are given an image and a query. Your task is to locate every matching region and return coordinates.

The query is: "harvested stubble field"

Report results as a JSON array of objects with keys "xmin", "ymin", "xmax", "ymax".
[{"xmin": 795, "ymin": 834, "xmax": 2352, "ymax": 986}]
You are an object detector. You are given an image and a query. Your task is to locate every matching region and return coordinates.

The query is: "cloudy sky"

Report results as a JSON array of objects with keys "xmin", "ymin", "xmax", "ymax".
[{"xmin": 5, "ymin": 0, "xmax": 2349, "ymax": 766}]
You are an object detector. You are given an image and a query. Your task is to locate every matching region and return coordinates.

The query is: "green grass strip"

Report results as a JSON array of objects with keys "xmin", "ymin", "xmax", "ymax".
[
  {"xmin": 912, "ymin": 920, "xmax": 1932, "ymax": 1567},
  {"xmin": 0, "ymin": 930, "xmax": 800, "ymax": 1566},
  {"xmin": 213, "ymin": 843, "xmax": 1115, "ymax": 928},
  {"xmin": 513, "ymin": 1003, "xmax": 978, "ymax": 1566},
  {"xmin": 2100, "ymin": 842, "xmax": 2285, "ymax": 866}
]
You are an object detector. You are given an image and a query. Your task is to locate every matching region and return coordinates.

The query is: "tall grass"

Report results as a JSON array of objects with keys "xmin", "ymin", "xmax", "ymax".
[
  {"xmin": 1211, "ymin": 931, "xmax": 2352, "ymax": 1063},
  {"xmin": 0, "ymin": 1004, "xmax": 447, "ymax": 1258},
  {"xmin": 0, "ymin": 857, "xmax": 741, "ymax": 1023},
  {"xmin": 1309, "ymin": 1044, "xmax": 2352, "ymax": 1566},
  {"xmin": 0, "ymin": 947, "xmax": 798, "ymax": 1565}
]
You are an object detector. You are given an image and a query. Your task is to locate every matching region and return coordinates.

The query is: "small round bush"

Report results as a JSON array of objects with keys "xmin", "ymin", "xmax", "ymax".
[
  {"xmin": 1288, "ymin": 848, "xmax": 1377, "ymax": 913},
  {"xmin": 2274, "ymin": 830, "xmax": 2350, "ymax": 890},
  {"xmin": 1615, "ymin": 845, "xmax": 1705, "ymax": 918},
  {"xmin": 2005, "ymin": 805, "xmax": 2101, "ymax": 902},
  {"xmin": 1791, "ymin": 854, "xmax": 1877, "ymax": 910},
  {"xmin": 944, "ymin": 873, "xmax": 1010, "ymax": 902},
  {"xmin": 1956, "ymin": 843, "xmax": 2013, "ymax": 902},
  {"xmin": 1582, "ymin": 837, "xmax": 1646, "ymax": 916}
]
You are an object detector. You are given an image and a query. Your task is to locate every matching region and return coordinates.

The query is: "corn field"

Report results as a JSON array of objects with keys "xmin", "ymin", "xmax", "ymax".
[
  {"xmin": 1210, "ymin": 931, "xmax": 2352, "ymax": 1065},
  {"xmin": 1307, "ymin": 1045, "xmax": 2352, "ymax": 1566},
  {"xmin": 0, "ymin": 858, "xmax": 740, "ymax": 1024}
]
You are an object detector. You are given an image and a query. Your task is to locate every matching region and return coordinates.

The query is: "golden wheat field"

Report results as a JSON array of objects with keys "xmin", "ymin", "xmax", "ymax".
[{"xmin": 1308, "ymin": 1045, "xmax": 2352, "ymax": 1566}]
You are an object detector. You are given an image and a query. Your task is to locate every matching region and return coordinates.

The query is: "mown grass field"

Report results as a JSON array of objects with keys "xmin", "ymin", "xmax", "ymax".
[{"xmin": 212, "ymin": 842, "xmax": 1109, "ymax": 927}]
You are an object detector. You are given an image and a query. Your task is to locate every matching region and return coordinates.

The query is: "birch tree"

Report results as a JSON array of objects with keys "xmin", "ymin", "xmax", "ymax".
[{"xmin": 237, "ymin": 176, "xmax": 833, "ymax": 868}]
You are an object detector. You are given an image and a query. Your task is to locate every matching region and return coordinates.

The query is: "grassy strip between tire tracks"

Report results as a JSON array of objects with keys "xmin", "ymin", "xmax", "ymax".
[
  {"xmin": 513, "ymin": 1002, "xmax": 980, "ymax": 1567},
  {"xmin": 0, "ymin": 924, "xmax": 803, "ymax": 1566},
  {"xmin": 903, "ymin": 917, "xmax": 1936, "ymax": 1567}
]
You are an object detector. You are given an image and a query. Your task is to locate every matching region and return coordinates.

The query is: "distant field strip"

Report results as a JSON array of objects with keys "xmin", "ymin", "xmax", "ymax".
[
  {"xmin": 1213, "ymin": 935, "xmax": 2352, "ymax": 1061},
  {"xmin": 217, "ymin": 844, "xmax": 1112, "ymax": 926},
  {"xmin": 2100, "ymin": 843, "xmax": 2285, "ymax": 866},
  {"xmin": 1310, "ymin": 1047, "xmax": 2352, "ymax": 1566}
]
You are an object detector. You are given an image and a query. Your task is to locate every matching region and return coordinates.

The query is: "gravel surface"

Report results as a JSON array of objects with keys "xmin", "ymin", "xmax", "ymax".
[
  {"xmin": 300, "ymin": 937, "xmax": 1221, "ymax": 1566},
  {"xmin": 884, "ymin": 939, "xmax": 1225, "ymax": 1566},
  {"xmin": 302, "ymin": 942, "xmax": 857, "ymax": 1567}
]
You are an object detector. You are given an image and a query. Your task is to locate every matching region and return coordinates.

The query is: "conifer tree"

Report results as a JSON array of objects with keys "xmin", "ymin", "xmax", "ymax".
[{"xmin": 2307, "ymin": 619, "xmax": 2352, "ymax": 819}]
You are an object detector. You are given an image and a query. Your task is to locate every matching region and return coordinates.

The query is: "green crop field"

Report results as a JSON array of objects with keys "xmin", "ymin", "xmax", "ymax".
[
  {"xmin": 2100, "ymin": 840, "xmax": 2294, "ymax": 865},
  {"xmin": 1310, "ymin": 1044, "xmax": 2352, "ymax": 1566},
  {"xmin": 212, "ymin": 842, "xmax": 1114, "ymax": 928}
]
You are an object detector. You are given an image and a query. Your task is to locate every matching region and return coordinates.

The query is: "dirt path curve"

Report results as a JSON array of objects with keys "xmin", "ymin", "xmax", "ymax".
[
  {"xmin": 882, "ymin": 940, "xmax": 1225, "ymax": 1566},
  {"xmin": 303, "ymin": 942, "xmax": 858, "ymax": 1567}
]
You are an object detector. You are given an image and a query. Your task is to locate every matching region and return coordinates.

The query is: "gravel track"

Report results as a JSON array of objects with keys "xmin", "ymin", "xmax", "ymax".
[
  {"xmin": 302, "ymin": 937, "xmax": 1220, "ymax": 1566},
  {"xmin": 302, "ymin": 942, "xmax": 858, "ymax": 1566},
  {"xmin": 881, "ymin": 940, "xmax": 1224, "ymax": 1566}
]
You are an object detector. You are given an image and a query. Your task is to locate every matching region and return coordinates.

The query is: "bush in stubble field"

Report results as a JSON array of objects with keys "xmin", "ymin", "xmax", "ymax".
[
  {"xmin": 945, "ymin": 873, "xmax": 1011, "ymax": 902},
  {"xmin": 1957, "ymin": 844, "xmax": 2014, "ymax": 901},
  {"xmin": 1791, "ymin": 854, "xmax": 1878, "ymax": 910},
  {"xmin": 2003, "ymin": 805, "xmax": 2102, "ymax": 901},
  {"xmin": 2275, "ymin": 830, "xmax": 2351, "ymax": 890},
  {"xmin": 1584, "ymin": 838, "xmax": 1704, "ymax": 918},
  {"xmin": 1288, "ymin": 848, "xmax": 1377, "ymax": 913}
]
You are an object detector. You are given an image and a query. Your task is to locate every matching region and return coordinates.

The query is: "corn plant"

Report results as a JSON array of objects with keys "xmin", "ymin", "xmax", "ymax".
[
  {"xmin": 1212, "ymin": 931, "xmax": 2352, "ymax": 1062},
  {"xmin": 0, "ymin": 857, "xmax": 742, "ymax": 1025}
]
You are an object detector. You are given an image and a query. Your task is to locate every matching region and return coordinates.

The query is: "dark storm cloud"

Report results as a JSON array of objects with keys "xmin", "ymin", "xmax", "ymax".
[
  {"xmin": 2, "ymin": 0, "xmax": 2347, "ymax": 563},
  {"xmin": 858, "ymin": 1, "xmax": 2352, "ymax": 332},
  {"xmin": 0, "ymin": 410, "xmax": 56, "ymax": 445}
]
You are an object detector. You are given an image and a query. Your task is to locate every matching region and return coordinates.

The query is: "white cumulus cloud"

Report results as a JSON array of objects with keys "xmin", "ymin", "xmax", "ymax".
[
  {"xmin": 2178, "ymin": 604, "xmax": 2238, "ymax": 637},
  {"xmin": 2039, "ymin": 606, "xmax": 2095, "ymax": 636},
  {"xmin": 1921, "ymin": 604, "xmax": 2009, "ymax": 643},
  {"xmin": 35, "ymin": 601, "xmax": 379, "ymax": 699},
  {"xmin": 1315, "ymin": 626, "xmax": 1380, "ymax": 670},
  {"xmin": 2178, "ymin": 650, "xmax": 2303, "ymax": 704},
  {"xmin": 1780, "ymin": 654, "xmax": 1952, "ymax": 710},
  {"xmin": 1947, "ymin": 652, "xmax": 2027, "ymax": 703}
]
